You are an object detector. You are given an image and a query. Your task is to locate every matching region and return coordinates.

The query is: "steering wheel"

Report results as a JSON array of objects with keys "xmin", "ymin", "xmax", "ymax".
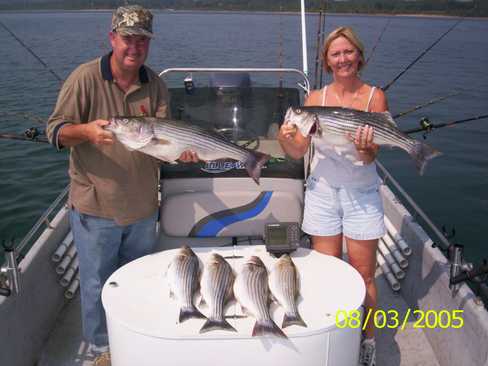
[{"xmin": 215, "ymin": 127, "xmax": 260, "ymax": 150}]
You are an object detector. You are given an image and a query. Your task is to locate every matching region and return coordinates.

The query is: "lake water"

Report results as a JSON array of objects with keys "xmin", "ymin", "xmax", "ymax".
[{"xmin": 0, "ymin": 10, "xmax": 487, "ymax": 264}]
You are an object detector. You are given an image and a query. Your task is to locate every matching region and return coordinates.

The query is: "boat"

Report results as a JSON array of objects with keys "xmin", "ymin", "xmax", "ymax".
[{"xmin": 1, "ymin": 6, "xmax": 488, "ymax": 366}]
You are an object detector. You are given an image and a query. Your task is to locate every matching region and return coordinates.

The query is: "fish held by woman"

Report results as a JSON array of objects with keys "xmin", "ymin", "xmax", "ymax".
[
  {"xmin": 284, "ymin": 106, "xmax": 442, "ymax": 175},
  {"xmin": 105, "ymin": 117, "xmax": 269, "ymax": 184}
]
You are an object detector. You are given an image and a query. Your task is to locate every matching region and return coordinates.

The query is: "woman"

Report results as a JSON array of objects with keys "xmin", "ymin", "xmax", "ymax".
[{"xmin": 278, "ymin": 26, "xmax": 387, "ymax": 366}]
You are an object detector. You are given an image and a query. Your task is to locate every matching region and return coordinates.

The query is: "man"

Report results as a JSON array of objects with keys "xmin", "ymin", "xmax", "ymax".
[{"xmin": 46, "ymin": 5, "xmax": 197, "ymax": 366}]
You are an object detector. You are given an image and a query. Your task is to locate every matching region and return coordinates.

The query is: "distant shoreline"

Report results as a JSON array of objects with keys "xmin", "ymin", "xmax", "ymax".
[{"xmin": 0, "ymin": 8, "xmax": 486, "ymax": 20}]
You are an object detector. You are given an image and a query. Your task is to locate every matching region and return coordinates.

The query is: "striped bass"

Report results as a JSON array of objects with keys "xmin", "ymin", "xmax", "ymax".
[
  {"xmin": 166, "ymin": 245, "xmax": 205, "ymax": 323},
  {"xmin": 199, "ymin": 253, "xmax": 237, "ymax": 333},
  {"xmin": 106, "ymin": 117, "xmax": 269, "ymax": 184},
  {"xmin": 284, "ymin": 106, "xmax": 442, "ymax": 175},
  {"xmin": 234, "ymin": 256, "xmax": 286, "ymax": 338},
  {"xmin": 269, "ymin": 254, "xmax": 307, "ymax": 328}
]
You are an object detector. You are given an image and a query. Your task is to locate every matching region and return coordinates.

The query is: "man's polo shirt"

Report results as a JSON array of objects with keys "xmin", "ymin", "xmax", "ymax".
[{"xmin": 46, "ymin": 53, "xmax": 170, "ymax": 225}]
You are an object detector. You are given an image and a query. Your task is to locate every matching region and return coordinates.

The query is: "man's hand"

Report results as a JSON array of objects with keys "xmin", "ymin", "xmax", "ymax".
[
  {"xmin": 178, "ymin": 150, "xmax": 199, "ymax": 163},
  {"xmin": 84, "ymin": 120, "xmax": 114, "ymax": 146}
]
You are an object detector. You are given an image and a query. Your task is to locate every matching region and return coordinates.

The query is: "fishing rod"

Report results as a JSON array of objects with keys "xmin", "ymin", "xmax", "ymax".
[
  {"xmin": 382, "ymin": 19, "xmax": 462, "ymax": 92},
  {"xmin": 317, "ymin": 0, "xmax": 327, "ymax": 89},
  {"xmin": 312, "ymin": 10, "xmax": 324, "ymax": 90},
  {"xmin": 0, "ymin": 20, "xmax": 64, "ymax": 84},
  {"xmin": 0, "ymin": 111, "xmax": 46, "ymax": 124},
  {"xmin": 404, "ymin": 114, "xmax": 488, "ymax": 135},
  {"xmin": 393, "ymin": 91, "xmax": 461, "ymax": 119}
]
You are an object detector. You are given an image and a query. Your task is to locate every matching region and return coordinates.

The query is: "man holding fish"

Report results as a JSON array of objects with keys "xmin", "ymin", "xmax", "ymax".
[{"xmin": 46, "ymin": 5, "xmax": 199, "ymax": 366}]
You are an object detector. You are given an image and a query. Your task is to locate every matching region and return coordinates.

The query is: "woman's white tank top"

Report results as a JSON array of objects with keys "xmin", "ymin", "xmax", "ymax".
[{"xmin": 310, "ymin": 85, "xmax": 380, "ymax": 188}]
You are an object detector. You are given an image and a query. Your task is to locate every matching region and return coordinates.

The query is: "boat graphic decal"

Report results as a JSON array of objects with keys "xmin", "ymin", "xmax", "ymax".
[
  {"xmin": 189, "ymin": 191, "xmax": 273, "ymax": 237},
  {"xmin": 200, "ymin": 160, "xmax": 246, "ymax": 174}
]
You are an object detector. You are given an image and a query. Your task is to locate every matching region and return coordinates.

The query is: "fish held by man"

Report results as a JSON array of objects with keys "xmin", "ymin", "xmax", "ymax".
[
  {"xmin": 284, "ymin": 106, "xmax": 442, "ymax": 175},
  {"xmin": 105, "ymin": 117, "xmax": 269, "ymax": 184},
  {"xmin": 199, "ymin": 253, "xmax": 237, "ymax": 333},
  {"xmin": 166, "ymin": 245, "xmax": 206, "ymax": 323},
  {"xmin": 269, "ymin": 254, "xmax": 307, "ymax": 328},
  {"xmin": 233, "ymin": 256, "xmax": 287, "ymax": 338}
]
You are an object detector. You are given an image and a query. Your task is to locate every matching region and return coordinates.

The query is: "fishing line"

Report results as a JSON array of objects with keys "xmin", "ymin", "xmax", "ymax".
[
  {"xmin": 393, "ymin": 91, "xmax": 461, "ymax": 119},
  {"xmin": 0, "ymin": 20, "xmax": 64, "ymax": 84},
  {"xmin": 382, "ymin": 18, "xmax": 463, "ymax": 92},
  {"xmin": 365, "ymin": 17, "xmax": 392, "ymax": 66}
]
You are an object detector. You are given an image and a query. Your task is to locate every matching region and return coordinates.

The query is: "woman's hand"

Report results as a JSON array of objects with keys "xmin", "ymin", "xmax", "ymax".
[
  {"xmin": 349, "ymin": 125, "xmax": 379, "ymax": 164},
  {"xmin": 278, "ymin": 123, "xmax": 298, "ymax": 141}
]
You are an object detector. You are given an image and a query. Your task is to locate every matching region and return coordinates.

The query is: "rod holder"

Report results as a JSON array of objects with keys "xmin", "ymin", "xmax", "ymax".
[{"xmin": 0, "ymin": 248, "xmax": 21, "ymax": 296}]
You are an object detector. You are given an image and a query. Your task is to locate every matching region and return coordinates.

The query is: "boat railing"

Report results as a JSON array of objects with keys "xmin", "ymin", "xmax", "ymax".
[
  {"xmin": 14, "ymin": 185, "xmax": 70, "ymax": 263},
  {"xmin": 159, "ymin": 67, "xmax": 311, "ymax": 93},
  {"xmin": 376, "ymin": 161, "xmax": 451, "ymax": 251}
]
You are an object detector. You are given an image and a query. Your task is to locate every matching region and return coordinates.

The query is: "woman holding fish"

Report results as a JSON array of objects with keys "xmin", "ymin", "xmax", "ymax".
[{"xmin": 278, "ymin": 26, "xmax": 386, "ymax": 366}]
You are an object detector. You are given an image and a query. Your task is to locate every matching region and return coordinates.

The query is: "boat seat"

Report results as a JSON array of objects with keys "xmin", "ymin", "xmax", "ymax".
[{"xmin": 159, "ymin": 180, "xmax": 303, "ymax": 237}]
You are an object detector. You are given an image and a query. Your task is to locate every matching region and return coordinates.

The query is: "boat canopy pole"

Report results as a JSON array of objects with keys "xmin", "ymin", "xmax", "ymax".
[{"xmin": 300, "ymin": 0, "xmax": 308, "ymax": 77}]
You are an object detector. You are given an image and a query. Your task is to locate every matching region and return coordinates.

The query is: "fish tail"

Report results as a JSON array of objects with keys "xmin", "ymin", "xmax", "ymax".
[
  {"xmin": 252, "ymin": 319, "xmax": 287, "ymax": 339},
  {"xmin": 199, "ymin": 318, "xmax": 237, "ymax": 333},
  {"xmin": 282, "ymin": 312, "xmax": 307, "ymax": 328},
  {"xmin": 179, "ymin": 305, "xmax": 206, "ymax": 323},
  {"xmin": 245, "ymin": 151, "xmax": 270, "ymax": 185},
  {"xmin": 409, "ymin": 141, "xmax": 442, "ymax": 175}
]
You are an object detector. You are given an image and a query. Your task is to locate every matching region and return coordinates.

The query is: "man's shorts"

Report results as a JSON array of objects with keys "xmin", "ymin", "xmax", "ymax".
[{"xmin": 301, "ymin": 176, "xmax": 385, "ymax": 240}]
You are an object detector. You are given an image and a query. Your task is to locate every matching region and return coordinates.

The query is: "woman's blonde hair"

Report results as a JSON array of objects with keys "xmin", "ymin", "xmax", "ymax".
[{"xmin": 322, "ymin": 26, "xmax": 365, "ymax": 74}]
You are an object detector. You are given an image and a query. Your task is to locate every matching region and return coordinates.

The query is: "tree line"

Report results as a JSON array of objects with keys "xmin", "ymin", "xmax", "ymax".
[{"xmin": 1, "ymin": 0, "xmax": 486, "ymax": 17}]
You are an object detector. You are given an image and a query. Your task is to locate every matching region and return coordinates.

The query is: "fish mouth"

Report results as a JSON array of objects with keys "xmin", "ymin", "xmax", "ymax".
[{"xmin": 309, "ymin": 114, "xmax": 322, "ymax": 136}]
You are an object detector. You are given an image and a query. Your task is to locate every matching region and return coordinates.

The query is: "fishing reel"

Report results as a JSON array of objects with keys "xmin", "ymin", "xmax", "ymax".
[
  {"xmin": 419, "ymin": 117, "xmax": 433, "ymax": 139},
  {"xmin": 23, "ymin": 127, "xmax": 42, "ymax": 140}
]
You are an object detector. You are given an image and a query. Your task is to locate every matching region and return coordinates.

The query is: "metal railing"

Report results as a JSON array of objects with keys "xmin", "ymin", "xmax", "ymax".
[{"xmin": 158, "ymin": 67, "xmax": 311, "ymax": 94}]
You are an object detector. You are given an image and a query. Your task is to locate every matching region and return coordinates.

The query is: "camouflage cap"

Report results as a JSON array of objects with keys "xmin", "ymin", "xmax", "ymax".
[{"xmin": 112, "ymin": 5, "xmax": 153, "ymax": 38}]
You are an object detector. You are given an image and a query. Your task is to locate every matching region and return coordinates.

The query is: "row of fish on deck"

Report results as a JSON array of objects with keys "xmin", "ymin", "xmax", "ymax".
[{"xmin": 166, "ymin": 245, "xmax": 307, "ymax": 338}]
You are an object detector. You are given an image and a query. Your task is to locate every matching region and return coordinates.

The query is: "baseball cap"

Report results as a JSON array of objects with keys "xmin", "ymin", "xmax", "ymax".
[{"xmin": 111, "ymin": 5, "xmax": 153, "ymax": 38}]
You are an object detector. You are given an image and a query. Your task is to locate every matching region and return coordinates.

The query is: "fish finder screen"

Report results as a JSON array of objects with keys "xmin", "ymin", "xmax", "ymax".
[{"xmin": 267, "ymin": 226, "xmax": 287, "ymax": 245}]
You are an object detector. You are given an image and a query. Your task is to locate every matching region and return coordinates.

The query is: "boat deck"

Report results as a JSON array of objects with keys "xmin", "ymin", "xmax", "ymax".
[{"xmin": 38, "ymin": 269, "xmax": 440, "ymax": 366}]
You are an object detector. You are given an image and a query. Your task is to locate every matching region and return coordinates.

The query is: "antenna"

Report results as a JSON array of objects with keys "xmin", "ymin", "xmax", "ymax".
[{"xmin": 300, "ymin": 0, "xmax": 308, "ymax": 76}]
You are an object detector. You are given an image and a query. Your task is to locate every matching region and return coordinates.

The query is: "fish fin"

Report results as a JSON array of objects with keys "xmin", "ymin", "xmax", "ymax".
[
  {"xmin": 252, "ymin": 319, "xmax": 287, "ymax": 339},
  {"xmin": 282, "ymin": 312, "xmax": 307, "ymax": 328},
  {"xmin": 199, "ymin": 296, "xmax": 207, "ymax": 307},
  {"xmin": 409, "ymin": 141, "xmax": 442, "ymax": 175},
  {"xmin": 199, "ymin": 318, "xmax": 237, "ymax": 334},
  {"xmin": 179, "ymin": 306, "xmax": 206, "ymax": 323},
  {"xmin": 244, "ymin": 150, "xmax": 270, "ymax": 185},
  {"xmin": 379, "ymin": 111, "xmax": 398, "ymax": 127},
  {"xmin": 152, "ymin": 137, "xmax": 171, "ymax": 145},
  {"xmin": 240, "ymin": 305, "xmax": 252, "ymax": 316}
]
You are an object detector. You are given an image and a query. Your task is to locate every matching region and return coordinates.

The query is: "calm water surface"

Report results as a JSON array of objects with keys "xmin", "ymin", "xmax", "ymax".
[{"xmin": 0, "ymin": 11, "xmax": 487, "ymax": 263}]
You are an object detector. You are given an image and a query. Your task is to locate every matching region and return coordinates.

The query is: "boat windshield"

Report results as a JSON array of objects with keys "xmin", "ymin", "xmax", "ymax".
[{"xmin": 162, "ymin": 81, "xmax": 304, "ymax": 180}]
